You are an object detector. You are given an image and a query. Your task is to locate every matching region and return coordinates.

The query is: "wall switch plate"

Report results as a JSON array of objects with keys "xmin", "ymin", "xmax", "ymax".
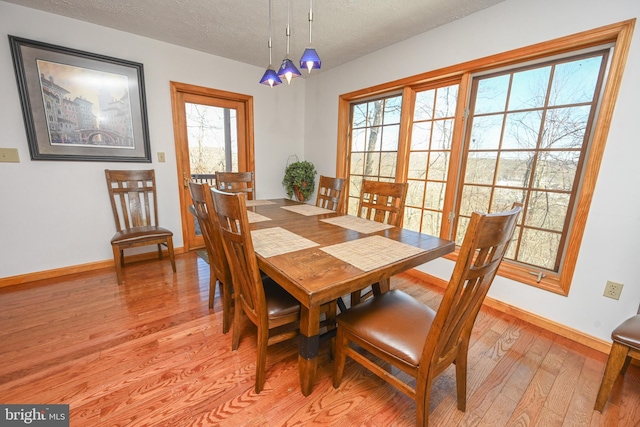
[
  {"xmin": 157, "ymin": 152, "xmax": 165, "ymax": 163},
  {"xmin": 603, "ymin": 280, "xmax": 623, "ymax": 300},
  {"xmin": 0, "ymin": 148, "xmax": 20, "ymax": 163}
]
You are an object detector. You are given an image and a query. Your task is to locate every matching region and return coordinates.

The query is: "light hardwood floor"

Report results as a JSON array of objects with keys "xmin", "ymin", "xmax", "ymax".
[{"xmin": 0, "ymin": 252, "xmax": 638, "ymax": 426}]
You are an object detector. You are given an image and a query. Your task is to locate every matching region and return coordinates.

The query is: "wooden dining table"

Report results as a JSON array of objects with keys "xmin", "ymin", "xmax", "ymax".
[{"xmin": 245, "ymin": 198, "xmax": 455, "ymax": 396}]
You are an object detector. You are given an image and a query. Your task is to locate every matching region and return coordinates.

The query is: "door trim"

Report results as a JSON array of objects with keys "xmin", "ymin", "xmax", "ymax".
[{"xmin": 170, "ymin": 81, "xmax": 255, "ymax": 251}]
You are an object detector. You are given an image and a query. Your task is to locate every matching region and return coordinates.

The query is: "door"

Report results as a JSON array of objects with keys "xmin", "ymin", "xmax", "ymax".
[{"xmin": 171, "ymin": 82, "xmax": 254, "ymax": 251}]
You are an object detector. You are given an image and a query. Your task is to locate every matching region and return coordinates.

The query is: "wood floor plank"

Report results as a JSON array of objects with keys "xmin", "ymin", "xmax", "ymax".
[{"xmin": 1, "ymin": 253, "xmax": 638, "ymax": 426}]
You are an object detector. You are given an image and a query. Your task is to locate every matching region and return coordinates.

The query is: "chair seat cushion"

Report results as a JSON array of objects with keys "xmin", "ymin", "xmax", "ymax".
[
  {"xmin": 612, "ymin": 314, "xmax": 640, "ymax": 349},
  {"xmin": 264, "ymin": 278, "xmax": 300, "ymax": 320},
  {"xmin": 337, "ymin": 289, "xmax": 435, "ymax": 366},
  {"xmin": 111, "ymin": 226, "xmax": 173, "ymax": 244}
]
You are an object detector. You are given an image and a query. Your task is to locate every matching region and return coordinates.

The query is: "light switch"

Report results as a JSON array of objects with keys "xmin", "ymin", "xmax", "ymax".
[
  {"xmin": 157, "ymin": 152, "xmax": 166, "ymax": 163},
  {"xmin": 0, "ymin": 148, "xmax": 20, "ymax": 163}
]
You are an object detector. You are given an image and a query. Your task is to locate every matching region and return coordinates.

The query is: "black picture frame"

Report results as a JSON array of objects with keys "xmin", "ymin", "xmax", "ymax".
[{"xmin": 8, "ymin": 36, "xmax": 152, "ymax": 162}]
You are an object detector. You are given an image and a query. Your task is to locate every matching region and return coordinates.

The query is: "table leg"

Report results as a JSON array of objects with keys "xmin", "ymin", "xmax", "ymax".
[
  {"xmin": 298, "ymin": 304, "xmax": 320, "ymax": 396},
  {"xmin": 372, "ymin": 277, "xmax": 391, "ymax": 295}
]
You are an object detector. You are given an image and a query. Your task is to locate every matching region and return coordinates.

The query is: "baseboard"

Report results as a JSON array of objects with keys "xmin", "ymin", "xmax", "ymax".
[
  {"xmin": 403, "ymin": 269, "xmax": 612, "ymax": 355},
  {"xmin": 0, "ymin": 247, "xmax": 185, "ymax": 289},
  {"xmin": 0, "ymin": 255, "xmax": 614, "ymax": 356}
]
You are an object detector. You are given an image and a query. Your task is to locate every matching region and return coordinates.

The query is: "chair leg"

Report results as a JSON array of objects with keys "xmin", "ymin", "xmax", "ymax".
[
  {"xmin": 208, "ymin": 275, "xmax": 216, "ymax": 310},
  {"xmin": 112, "ymin": 245, "xmax": 124, "ymax": 285},
  {"xmin": 166, "ymin": 236, "xmax": 176, "ymax": 272},
  {"xmin": 332, "ymin": 327, "xmax": 347, "ymax": 388},
  {"xmin": 231, "ymin": 295, "xmax": 243, "ymax": 351},
  {"xmin": 415, "ymin": 373, "xmax": 434, "ymax": 427},
  {"xmin": 455, "ymin": 345, "xmax": 469, "ymax": 412},
  {"xmin": 255, "ymin": 326, "xmax": 269, "ymax": 393},
  {"xmin": 595, "ymin": 341, "xmax": 630, "ymax": 412},
  {"xmin": 157, "ymin": 243, "xmax": 163, "ymax": 259},
  {"xmin": 222, "ymin": 280, "xmax": 233, "ymax": 334}
]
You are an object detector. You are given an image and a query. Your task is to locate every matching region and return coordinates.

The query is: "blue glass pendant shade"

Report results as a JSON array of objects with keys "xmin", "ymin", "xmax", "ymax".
[
  {"xmin": 259, "ymin": 67, "xmax": 282, "ymax": 87},
  {"xmin": 277, "ymin": 58, "xmax": 301, "ymax": 84},
  {"xmin": 300, "ymin": 48, "xmax": 321, "ymax": 73}
]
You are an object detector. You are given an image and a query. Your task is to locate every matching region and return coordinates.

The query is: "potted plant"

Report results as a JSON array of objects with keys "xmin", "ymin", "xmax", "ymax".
[{"xmin": 282, "ymin": 160, "xmax": 317, "ymax": 201}]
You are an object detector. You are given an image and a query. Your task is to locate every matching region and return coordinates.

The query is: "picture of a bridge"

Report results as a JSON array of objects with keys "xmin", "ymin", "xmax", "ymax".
[{"xmin": 37, "ymin": 59, "xmax": 135, "ymax": 149}]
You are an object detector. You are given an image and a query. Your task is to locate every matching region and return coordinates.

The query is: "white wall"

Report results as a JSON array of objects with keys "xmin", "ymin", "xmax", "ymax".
[
  {"xmin": 304, "ymin": 0, "xmax": 640, "ymax": 341},
  {"xmin": 0, "ymin": 2, "xmax": 305, "ymax": 277}
]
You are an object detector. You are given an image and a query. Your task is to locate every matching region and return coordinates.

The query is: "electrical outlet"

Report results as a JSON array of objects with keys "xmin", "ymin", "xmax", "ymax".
[{"xmin": 603, "ymin": 280, "xmax": 623, "ymax": 300}]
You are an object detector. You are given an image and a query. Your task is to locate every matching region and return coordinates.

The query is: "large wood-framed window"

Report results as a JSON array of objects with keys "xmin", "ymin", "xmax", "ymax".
[{"xmin": 336, "ymin": 20, "xmax": 635, "ymax": 295}]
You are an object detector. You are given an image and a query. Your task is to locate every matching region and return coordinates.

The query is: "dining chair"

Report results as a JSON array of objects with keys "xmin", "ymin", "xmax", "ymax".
[
  {"xmin": 315, "ymin": 175, "xmax": 345, "ymax": 212},
  {"xmin": 188, "ymin": 181, "xmax": 234, "ymax": 333},
  {"xmin": 357, "ymin": 179, "xmax": 408, "ymax": 227},
  {"xmin": 594, "ymin": 314, "xmax": 640, "ymax": 412},
  {"xmin": 215, "ymin": 171, "xmax": 256, "ymax": 200},
  {"xmin": 350, "ymin": 179, "xmax": 409, "ymax": 306},
  {"xmin": 105, "ymin": 169, "xmax": 176, "ymax": 286},
  {"xmin": 333, "ymin": 204, "xmax": 522, "ymax": 427},
  {"xmin": 211, "ymin": 188, "xmax": 336, "ymax": 393}
]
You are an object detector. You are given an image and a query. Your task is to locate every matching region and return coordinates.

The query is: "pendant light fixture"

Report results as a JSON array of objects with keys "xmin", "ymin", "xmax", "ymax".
[
  {"xmin": 259, "ymin": 0, "xmax": 282, "ymax": 87},
  {"xmin": 299, "ymin": 0, "xmax": 321, "ymax": 73},
  {"xmin": 277, "ymin": 0, "xmax": 301, "ymax": 84}
]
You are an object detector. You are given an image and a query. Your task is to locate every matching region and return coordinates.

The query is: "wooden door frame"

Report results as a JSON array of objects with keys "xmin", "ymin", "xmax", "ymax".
[{"xmin": 170, "ymin": 81, "xmax": 255, "ymax": 251}]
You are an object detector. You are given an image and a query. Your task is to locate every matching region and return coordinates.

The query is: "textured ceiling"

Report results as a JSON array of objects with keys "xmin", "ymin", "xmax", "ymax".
[{"xmin": 4, "ymin": 0, "xmax": 506, "ymax": 74}]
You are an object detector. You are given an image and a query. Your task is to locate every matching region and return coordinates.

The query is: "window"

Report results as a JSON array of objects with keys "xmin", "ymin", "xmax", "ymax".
[
  {"xmin": 337, "ymin": 21, "xmax": 633, "ymax": 295},
  {"xmin": 347, "ymin": 95, "xmax": 402, "ymax": 215},
  {"xmin": 456, "ymin": 52, "xmax": 608, "ymax": 276},
  {"xmin": 406, "ymin": 82, "xmax": 460, "ymax": 238}
]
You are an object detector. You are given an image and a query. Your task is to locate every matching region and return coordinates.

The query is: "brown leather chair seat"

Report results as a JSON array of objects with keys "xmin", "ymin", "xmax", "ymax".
[
  {"xmin": 337, "ymin": 290, "xmax": 435, "ymax": 366},
  {"xmin": 111, "ymin": 226, "xmax": 173, "ymax": 244},
  {"xmin": 612, "ymin": 315, "xmax": 640, "ymax": 347},
  {"xmin": 595, "ymin": 313, "xmax": 640, "ymax": 412},
  {"xmin": 264, "ymin": 278, "xmax": 301, "ymax": 319}
]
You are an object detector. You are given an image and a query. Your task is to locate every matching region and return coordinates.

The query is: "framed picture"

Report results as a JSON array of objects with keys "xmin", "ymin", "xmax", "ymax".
[{"xmin": 8, "ymin": 36, "xmax": 151, "ymax": 162}]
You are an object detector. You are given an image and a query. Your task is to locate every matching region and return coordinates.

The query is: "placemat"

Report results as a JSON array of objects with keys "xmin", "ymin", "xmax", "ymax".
[
  {"xmin": 280, "ymin": 204, "xmax": 335, "ymax": 216},
  {"xmin": 320, "ymin": 215, "xmax": 393, "ymax": 234},
  {"xmin": 245, "ymin": 199, "xmax": 276, "ymax": 207},
  {"xmin": 251, "ymin": 227, "xmax": 320, "ymax": 257},
  {"xmin": 320, "ymin": 235, "xmax": 425, "ymax": 271},
  {"xmin": 246, "ymin": 210, "xmax": 271, "ymax": 223}
]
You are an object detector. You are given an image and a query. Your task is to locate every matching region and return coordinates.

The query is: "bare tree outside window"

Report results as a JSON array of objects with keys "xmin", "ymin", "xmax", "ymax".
[
  {"xmin": 405, "ymin": 84, "xmax": 458, "ymax": 237},
  {"xmin": 457, "ymin": 51, "xmax": 608, "ymax": 273},
  {"xmin": 346, "ymin": 52, "xmax": 608, "ymax": 278},
  {"xmin": 348, "ymin": 95, "xmax": 402, "ymax": 215},
  {"xmin": 186, "ymin": 103, "xmax": 238, "ymax": 175},
  {"xmin": 339, "ymin": 22, "xmax": 631, "ymax": 294}
]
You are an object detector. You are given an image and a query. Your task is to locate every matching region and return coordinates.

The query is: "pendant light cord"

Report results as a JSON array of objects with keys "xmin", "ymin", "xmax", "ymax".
[
  {"xmin": 308, "ymin": 0, "xmax": 313, "ymax": 44},
  {"xmin": 268, "ymin": 0, "xmax": 273, "ymax": 65},
  {"xmin": 285, "ymin": 0, "xmax": 291, "ymax": 57}
]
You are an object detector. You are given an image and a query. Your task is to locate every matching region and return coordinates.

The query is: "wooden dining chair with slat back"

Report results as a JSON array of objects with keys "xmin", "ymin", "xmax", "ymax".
[
  {"xmin": 211, "ymin": 188, "xmax": 336, "ymax": 392},
  {"xmin": 105, "ymin": 169, "xmax": 176, "ymax": 285},
  {"xmin": 350, "ymin": 180, "xmax": 409, "ymax": 306},
  {"xmin": 333, "ymin": 204, "xmax": 522, "ymax": 427},
  {"xmin": 316, "ymin": 175, "xmax": 345, "ymax": 212},
  {"xmin": 215, "ymin": 171, "xmax": 256, "ymax": 200},
  {"xmin": 188, "ymin": 181, "xmax": 234, "ymax": 333}
]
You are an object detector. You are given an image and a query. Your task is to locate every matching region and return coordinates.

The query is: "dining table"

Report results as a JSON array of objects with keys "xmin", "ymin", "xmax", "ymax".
[{"xmin": 244, "ymin": 198, "xmax": 455, "ymax": 396}]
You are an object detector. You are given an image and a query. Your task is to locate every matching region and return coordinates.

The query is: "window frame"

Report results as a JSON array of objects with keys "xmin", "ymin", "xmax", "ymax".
[{"xmin": 335, "ymin": 20, "xmax": 635, "ymax": 296}]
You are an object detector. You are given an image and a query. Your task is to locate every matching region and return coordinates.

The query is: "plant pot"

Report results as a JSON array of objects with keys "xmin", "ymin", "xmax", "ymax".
[{"xmin": 294, "ymin": 182, "xmax": 308, "ymax": 202}]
